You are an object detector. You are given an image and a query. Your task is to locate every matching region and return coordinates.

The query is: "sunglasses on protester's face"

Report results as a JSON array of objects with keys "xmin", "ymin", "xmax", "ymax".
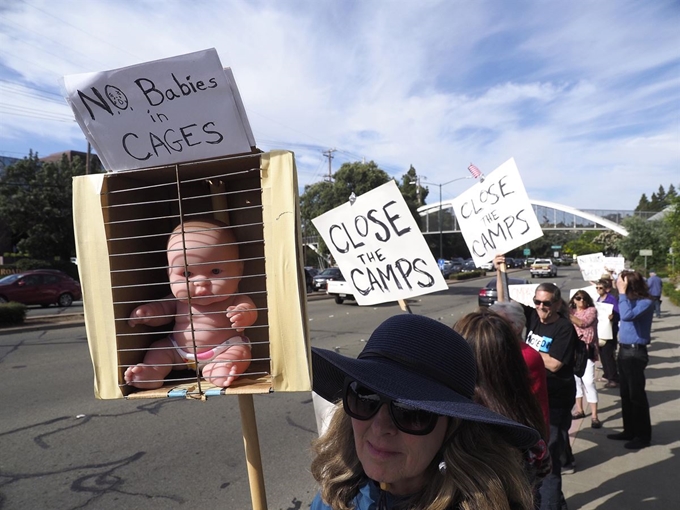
[
  {"xmin": 343, "ymin": 380, "xmax": 439, "ymax": 435},
  {"xmin": 574, "ymin": 296, "xmax": 584, "ymax": 301},
  {"xmin": 596, "ymin": 286, "xmax": 605, "ymax": 291},
  {"xmin": 533, "ymin": 299, "xmax": 553, "ymax": 308}
]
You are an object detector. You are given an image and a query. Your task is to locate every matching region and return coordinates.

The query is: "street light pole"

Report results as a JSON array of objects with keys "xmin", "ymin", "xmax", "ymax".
[{"xmin": 421, "ymin": 176, "xmax": 476, "ymax": 261}]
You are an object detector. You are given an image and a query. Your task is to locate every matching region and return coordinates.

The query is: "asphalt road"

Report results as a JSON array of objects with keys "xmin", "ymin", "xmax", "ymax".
[{"xmin": 0, "ymin": 266, "xmax": 583, "ymax": 509}]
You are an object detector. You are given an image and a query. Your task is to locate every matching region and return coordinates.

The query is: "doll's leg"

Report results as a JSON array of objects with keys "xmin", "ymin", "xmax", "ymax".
[
  {"xmin": 124, "ymin": 338, "xmax": 179, "ymax": 389},
  {"xmin": 202, "ymin": 342, "xmax": 252, "ymax": 387}
]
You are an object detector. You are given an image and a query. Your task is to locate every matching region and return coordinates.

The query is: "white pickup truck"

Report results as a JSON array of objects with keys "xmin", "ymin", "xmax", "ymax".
[
  {"xmin": 326, "ymin": 279, "xmax": 356, "ymax": 304},
  {"xmin": 530, "ymin": 258, "xmax": 557, "ymax": 278}
]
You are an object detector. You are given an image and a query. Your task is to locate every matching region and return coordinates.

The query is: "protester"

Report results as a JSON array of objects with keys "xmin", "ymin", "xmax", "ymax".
[
  {"xmin": 646, "ymin": 270, "xmax": 662, "ymax": 319},
  {"xmin": 493, "ymin": 254, "xmax": 577, "ymax": 510},
  {"xmin": 568, "ymin": 290, "xmax": 601, "ymax": 429},
  {"xmin": 310, "ymin": 313, "xmax": 540, "ymax": 510},
  {"xmin": 607, "ymin": 270, "xmax": 654, "ymax": 449},
  {"xmin": 490, "ymin": 299, "xmax": 550, "ymax": 433},
  {"xmin": 454, "ymin": 308, "xmax": 550, "ymax": 492},
  {"xmin": 595, "ymin": 278, "xmax": 620, "ymax": 388}
]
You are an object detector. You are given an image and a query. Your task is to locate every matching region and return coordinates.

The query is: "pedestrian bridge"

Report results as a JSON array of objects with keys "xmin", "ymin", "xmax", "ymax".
[{"xmin": 417, "ymin": 199, "xmax": 637, "ymax": 236}]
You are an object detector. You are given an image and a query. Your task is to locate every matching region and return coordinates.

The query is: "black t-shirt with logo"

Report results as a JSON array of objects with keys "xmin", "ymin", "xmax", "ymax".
[{"xmin": 523, "ymin": 306, "xmax": 578, "ymax": 409}]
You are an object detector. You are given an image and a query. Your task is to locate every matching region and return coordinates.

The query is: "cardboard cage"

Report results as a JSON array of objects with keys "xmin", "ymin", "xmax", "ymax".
[{"xmin": 73, "ymin": 150, "xmax": 311, "ymax": 399}]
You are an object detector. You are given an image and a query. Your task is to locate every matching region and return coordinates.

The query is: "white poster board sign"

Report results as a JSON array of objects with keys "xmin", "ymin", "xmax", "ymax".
[
  {"xmin": 61, "ymin": 48, "xmax": 253, "ymax": 171},
  {"xmin": 508, "ymin": 283, "xmax": 540, "ymax": 307},
  {"xmin": 451, "ymin": 158, "xmax": 543, "ymax": 267},
  {"xmin": 312, "ymin": 180, "xmax": 448, "ymax": 305},
  {"xmin": 577, "ymin": 252, "xmax": 605, "ymax": 281},
  {"xmin": 604, "ymin": 256, "xmax": 626, "ymax": 277},
  {"xmin": 595, "ymin": 302, "xmax": 614, "ymax": 340}
]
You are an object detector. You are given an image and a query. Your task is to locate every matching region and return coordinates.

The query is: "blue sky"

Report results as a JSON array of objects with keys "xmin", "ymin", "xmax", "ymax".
[{"xmin": 0, "ymin": 0, "xmax": 678, "ymax": 210}]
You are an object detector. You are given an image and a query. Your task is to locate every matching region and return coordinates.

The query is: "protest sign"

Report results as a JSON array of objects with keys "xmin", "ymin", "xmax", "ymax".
[
  {"xmin": 604, "ymin": 256, "xmax": 626, "ymax": 277},
  {"xmin": 577, "ymin": 253, "xmax": 605, "ymax": 281},
  {"xmin": 61, "ymin": 48, "xmax": 253, "ymax": 171},
  {"xmin": 595, "ymin": 302, "xmax": 614, "ymax": 340},
  {"xmin": 451, "ymin": 158, "xmax": 543, "ymax": 267},
  {"xmin": 508, "ymin": 283, "xmax": 540, "ymax": 307},
  {"xmin": 312, "ymin": 180, "xmax": 448, "ymax": 305}
]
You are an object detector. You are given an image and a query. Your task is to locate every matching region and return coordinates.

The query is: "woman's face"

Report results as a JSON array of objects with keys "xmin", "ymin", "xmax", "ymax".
[
  {"xmin": 574, "ymin": 293, "xmax": 587, "ymax": 309},
  {"xmin": 351, "ymin": 405, "xmax": 448, "ymax": 495}
]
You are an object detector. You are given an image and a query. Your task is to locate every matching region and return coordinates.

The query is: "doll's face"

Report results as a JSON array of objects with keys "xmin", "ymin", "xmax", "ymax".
[{"xmin": 167, "ymin": 225, "xmax": 243, "ymax": 305}]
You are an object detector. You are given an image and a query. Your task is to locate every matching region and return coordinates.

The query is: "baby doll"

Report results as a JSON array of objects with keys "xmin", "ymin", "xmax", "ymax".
[{"xmin": 124, "ymin": 218, "xmax": 257, "ymax": 389}]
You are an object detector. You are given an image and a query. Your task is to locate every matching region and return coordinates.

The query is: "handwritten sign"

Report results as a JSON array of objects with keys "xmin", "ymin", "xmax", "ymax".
[
  {"xmin": 61, "ymin": 48, "xmax": 253, "ymax": 171},
  {"xmin": 312, "ymin": 181, "xmax": 448, "ymax": 305},
  {"xmin": 604, "ymin": 256, "xmax": 626, "ymax": 277},
  {"xmin": 576, "ymin": 253, "xmax": 605, "ymax": 281},
  {"xmin": 508, "ymin": 283, "xmax": 541, "ymax": 307},
  {"xmin": 451, "ymin": 158, "xmax": 543, "ymax": 267}
]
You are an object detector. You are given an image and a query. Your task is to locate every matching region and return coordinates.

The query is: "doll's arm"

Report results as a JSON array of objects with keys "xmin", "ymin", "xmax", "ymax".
[
  {"xmin": 226, "ymin": 295, "xmax": 258, "ymax": 332},
  {"xmin": 128, "ymin": 295, "xmax": 177, "ymax": 327}
]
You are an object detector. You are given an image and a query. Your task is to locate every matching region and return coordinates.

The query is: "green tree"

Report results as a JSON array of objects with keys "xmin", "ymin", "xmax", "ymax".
[
  {"xmin": 592, "ymin": 231, "xmax": 623, "ymax": 256},
  {"xmin": 663, "ymin": 194, "xmax": 680, "ymax": 275},
  {"xmin": 300, "ymin": 160, "xmax": 416, "ymax": 261},
  {"xmin": 564, "ymin": 231, "xmax": 602, "ymax": 258},
  {"xmin": 635, "ymin": 193, "xmax": 650, "ymax": 212},
  {"xmin": 617, "ymin": 215, "xmax": 670, "ymax": 271},
  {"xmin": 398, "ymin": 165, "xmax": 429, "ymax": 229},
  {"xmin": 0, "ymin": 152, "xmax": 86, "ymax": 262}
]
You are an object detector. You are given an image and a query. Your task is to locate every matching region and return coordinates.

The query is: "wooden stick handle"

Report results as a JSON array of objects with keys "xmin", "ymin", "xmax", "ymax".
[
  {"xmin": 238, "ymin": 394, "xmax": 268, "ymax": 510},
  {"xmin": 498, "ymin": 262, "xmax": 509, "ymax": 302},
  {"xmin": 398, "ymin": 299, "xmax": 412, "ymax": 314}
]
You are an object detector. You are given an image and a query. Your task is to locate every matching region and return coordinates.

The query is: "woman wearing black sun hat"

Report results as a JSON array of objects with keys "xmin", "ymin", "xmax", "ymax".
[{"xmin": 309, "ymin": 313, "xmax": 541, "ymax": 510}]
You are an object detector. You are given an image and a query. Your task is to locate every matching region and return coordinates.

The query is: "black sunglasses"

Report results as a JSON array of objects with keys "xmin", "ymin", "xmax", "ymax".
[
  {"xmin": 343, "ymin": 380, "xmax": 439, "ymax": 435},
  {"xmin": 573, "ymin": 296, "xmax": 583, "ymax": 301},
  {"xmin": 533, "ymin": 299, "xmax": 553, "ymax": 307}
]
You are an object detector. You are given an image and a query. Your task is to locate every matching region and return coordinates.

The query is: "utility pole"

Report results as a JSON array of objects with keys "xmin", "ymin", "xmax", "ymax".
[
  {"xmin": 86, "ymin": 142, "xmax": 91, "ymax": 175},
  {"xmin": 322, "ymin": 148, "xmax": 336, "ymax": 182}
]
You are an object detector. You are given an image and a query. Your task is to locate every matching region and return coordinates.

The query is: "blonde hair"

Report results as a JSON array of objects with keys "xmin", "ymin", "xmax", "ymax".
[{"xmin": 311, "ymin": 404, "xmax": 533, "ymax": 510}]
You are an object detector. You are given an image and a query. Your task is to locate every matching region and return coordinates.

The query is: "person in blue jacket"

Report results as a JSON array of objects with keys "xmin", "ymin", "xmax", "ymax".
[
  {"xmin": 607, "ymin": 270, "xmax": 654, "ymax": 449},
  {"xmin": 310, "ymin": 314, "xmax": 541, "ymax": 510}
]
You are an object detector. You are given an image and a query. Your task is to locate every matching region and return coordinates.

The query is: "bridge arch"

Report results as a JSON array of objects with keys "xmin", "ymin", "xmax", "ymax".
[{"xmin": 416, "ymin": 198, "xmax": 630, "ymax": 236}]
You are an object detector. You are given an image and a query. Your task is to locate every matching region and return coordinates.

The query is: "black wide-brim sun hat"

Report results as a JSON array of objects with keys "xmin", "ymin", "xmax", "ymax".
[{"xmin": 312, "ymin": 313, "xmax": 539, "ymax": 450}]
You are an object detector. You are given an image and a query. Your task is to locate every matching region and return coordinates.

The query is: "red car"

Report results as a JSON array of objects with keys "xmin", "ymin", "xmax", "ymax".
[{"xmin": 0, "ymin": 270, "xmax": 82, "ymax": 307}]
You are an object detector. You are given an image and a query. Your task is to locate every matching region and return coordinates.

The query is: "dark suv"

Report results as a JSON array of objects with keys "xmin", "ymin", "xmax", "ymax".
[{"xmin": 0, "ymin": 270, "xmax": 82, "ymax": 307}]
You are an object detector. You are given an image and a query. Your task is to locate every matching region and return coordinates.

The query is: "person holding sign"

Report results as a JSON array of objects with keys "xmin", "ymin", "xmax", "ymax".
[
  {"xmin": 493, "ymin": 254, "xmax": 577, "ymax": 510},
  {"xmin": 596, "ymin": 279, "xmax": 620, "ymax": 388},
  {"xmin": 125, "ymin": 219, "xmax": 257, "ymax": 389},
  {"xmin": 310, "ymin": 314, "xmax": 540, "ymax": 510},
  {"xmin": 568, "ymin": 291, "xmax": 601, "ymax": 429}
]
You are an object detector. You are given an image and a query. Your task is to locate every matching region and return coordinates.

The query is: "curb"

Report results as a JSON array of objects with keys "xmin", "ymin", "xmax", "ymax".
[{"xmin": 0, "ymin": 314, "xmax": 85, "ymax": 335}]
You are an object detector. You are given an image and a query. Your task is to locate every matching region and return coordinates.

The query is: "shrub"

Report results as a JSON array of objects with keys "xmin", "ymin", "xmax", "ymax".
[
  {"xmin": 662, "ymin": 281, "xmax": 680, "ymax": 307},
  {"xmin": 448, "ymin": 270, "xmax": 486, "ymax": 281},
  {"xmin": 0, "ymin": 302, "xmax": 27, "ymax": 326}
]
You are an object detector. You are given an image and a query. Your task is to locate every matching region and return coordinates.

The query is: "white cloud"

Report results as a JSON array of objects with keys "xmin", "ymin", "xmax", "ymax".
[{"xmin": 0, "ymin": 0, "xmax": 678, "ymax": 209}]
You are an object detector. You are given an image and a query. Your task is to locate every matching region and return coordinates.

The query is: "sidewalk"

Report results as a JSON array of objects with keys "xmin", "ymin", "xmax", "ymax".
[{"xmin": 563, "ymin": 298, "xmax": 680, "ymax": 509}]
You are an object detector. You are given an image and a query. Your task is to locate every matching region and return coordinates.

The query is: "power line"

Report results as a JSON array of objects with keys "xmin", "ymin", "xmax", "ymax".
[{"xmin": 17, "ymin": 0, "xmax": 143, "ymax": 61}]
